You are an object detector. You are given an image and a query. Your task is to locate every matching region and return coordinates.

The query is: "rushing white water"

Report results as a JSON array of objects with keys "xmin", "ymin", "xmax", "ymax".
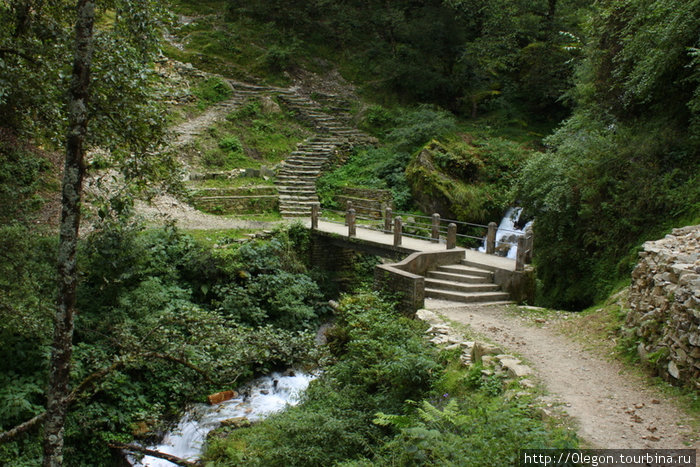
[
  {"xmin": 131, "ymin": 371, "xmax": 315, "ymax": 466},
  {"xmin": 479, "ymin": 207, "xmax": 533, "ymax": 259}
]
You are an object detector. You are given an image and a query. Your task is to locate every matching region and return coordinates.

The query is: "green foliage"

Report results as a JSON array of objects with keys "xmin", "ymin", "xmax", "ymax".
[
  {"xmin": 518, "ymin": 113, "xmax": 699, "ymax": 309},
  {"xmin": 0, "ymin": 221, "xmax": 323, "ymax": 465},
  {"xmin": 193, "ymin": 77, "xmax": 233, "ymax": 106},
  {"xmin": 226, "ymin": 0, "xmax": 587, "ymax": 115},
  {"xmin": 318, "ymin": 105, "xmax": 457, "ymax": 211},
  {"xmin": 205, "ymin": 293, "xmax": 577, "ymax": 466},
  {"xmin": 372, "ymin": 394, "xmax": 575, "ymax": 465},
  {"xmin": 0, "ymin": 131, "xmax": 54, "ymax": 223},
  {"xmin": 406, "ymin": 136, "xmax": 531, "ymax": 223},
  {"xmin": 219, "ymin": 135, "xmax": 243, "ymax": 152},
  {"xmin": 512, "ymin": 0, "xmax": 700, "ymax": 309},
  {"xmin": 205, "ymin": 292, "xmax": 439, "ymax": 465}
]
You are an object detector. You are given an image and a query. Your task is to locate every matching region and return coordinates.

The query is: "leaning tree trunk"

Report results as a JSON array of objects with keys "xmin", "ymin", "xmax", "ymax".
[{"xmin": 42, "ymin": 1, "xmax": 95, "ymax": 465}]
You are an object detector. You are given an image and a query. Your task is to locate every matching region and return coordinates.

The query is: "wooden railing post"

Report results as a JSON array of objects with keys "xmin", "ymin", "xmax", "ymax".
[
  {"xmin": 393, "ymin": 216, "xmax": 402, "ymax": 246},
  {"xmin": 348, "ymin": 208, "xmax": 356, "ymax": 237},
  {"xmin": 431, "ymin": 213, "xmax": 440, "ymax": 243},
  {"xmin": 446, "ymin": 223, "xmax": 456, "ymax": 249},
  {"xmin": 384, "ymin": 207, "xmax": 393, "ymax": 234},
  {"xmin": 516, "ymin": 236, "xmax": 526, "ymax": 271},
  {"xmin": 311, "ymin": 203, "xmax": 319, "ymax": 229},
  {"xmin": 486, "ymin": 221, "xmax": 497, "ymax": 254}
]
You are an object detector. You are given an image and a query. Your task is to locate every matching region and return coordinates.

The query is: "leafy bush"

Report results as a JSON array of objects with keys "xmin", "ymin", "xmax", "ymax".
[
  {"xmin": 193, "ymin": 77, "xmax": 233, "ymax": 105},
  {"xmin": 517, "ymin": 114, "xmax": 700, "ymax": 309},
  {"xmin": 205, "ymin": 292, "xmax": 438, "ymax": 465},
  {"xmin": 219, "ymin": 135, "xmax": 243, "ymax": 152}
]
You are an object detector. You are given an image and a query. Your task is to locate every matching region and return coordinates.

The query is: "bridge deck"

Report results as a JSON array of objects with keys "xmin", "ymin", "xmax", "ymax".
[{"xmin": 309, "ymin": 220, "xmax": 516, "ymax": 272}]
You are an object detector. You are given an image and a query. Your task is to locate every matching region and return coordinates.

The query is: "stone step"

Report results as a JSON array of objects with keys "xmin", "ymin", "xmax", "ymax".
[
  {"xmin": 424, "ymin": 289, "xmax": 511, "ymax": 304},
  {"xmin": 437, "ymin": 264, "xmax": 493, "ymax": 278},
  {"xmin": 282, "ymin": 161, "xmax": 325, "ymax": 168},
  {"xmin": 424, "ymin": 278, "xmax": 501, "ymax": 294},
  {"xmin": 284, "ymin": 158, "xmax": 326, "ymax": 165},
  {"xmin": 276, "ymin": 175, "xmax": 318, "ymax": 182},
  {"xmin": 460, "ymin": 259, "xmax": 514, "ymax": 273},
  {"xmin": 275, "ymin": 180, "xmax": 315, "ymax": 187},
  {"xmin": 278, "ymin": 167, "xmax": 320, "ymax": 174},
  {"xmin": 279, "ymin": 195, "xmax": 318, "ymax": 201},
  {"xmin": 426, "ymin": 270, "xmax": 492, "ymax": 284}
]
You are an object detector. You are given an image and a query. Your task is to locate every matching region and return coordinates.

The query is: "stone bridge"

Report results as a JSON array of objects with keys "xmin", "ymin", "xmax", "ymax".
[{"xmin": 307, "ymin": 212, "xmax": 535, "ymax": 314}]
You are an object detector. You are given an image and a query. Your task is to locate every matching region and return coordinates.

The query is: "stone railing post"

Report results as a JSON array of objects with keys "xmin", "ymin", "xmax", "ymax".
[
  {"xmin": 311, "ymin": 203, "xmax": 319, "ymax": 230},
  {"xmin": 384, "ymin": 207, "xmax": 393, "ymax": 234},
  {"xmin": 393, "ymin": 216, "xmax": 402, "ymax": 246},
  {"xmin": 348, "ymin": 208, "xmax": 356, "ymax": 237},
  {"xmin": 446, "ymin": 223, "xmax": 456, "ymax": 249},
  {"xmin": 524, "ymin": 225, "xmax": 534, "ymax": 263},
  {"xmin": 516, "ymin": 236, "xmax": 526, "ymax": 271},
  {"xmin": 431, "ymin": 213, "xmax": 440, "ymax": 243},
  {"xmin": 486, "ymin": 221, "xmax": 497, "ymax": 254},
  {"xmin": 345, "ymin": 200, "xmax": 353, "ymax": 226}
]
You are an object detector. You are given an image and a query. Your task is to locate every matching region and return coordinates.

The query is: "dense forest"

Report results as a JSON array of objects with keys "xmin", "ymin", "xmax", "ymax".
[{"xmin": 0, "ymin": 0, "xmax": 698, "ymax": 464}]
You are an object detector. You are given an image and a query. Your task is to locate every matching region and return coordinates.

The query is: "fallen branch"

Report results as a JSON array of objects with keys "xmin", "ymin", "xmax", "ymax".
[{"xmin": 108, "ymin": 442, "xmax": 203, "ymax": 466}]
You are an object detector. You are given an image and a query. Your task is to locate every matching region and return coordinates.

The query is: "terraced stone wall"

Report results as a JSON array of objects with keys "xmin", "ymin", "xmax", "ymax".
[{"xmin": 627, "ymin": 225, "xmax": 700, "ymax": 388}]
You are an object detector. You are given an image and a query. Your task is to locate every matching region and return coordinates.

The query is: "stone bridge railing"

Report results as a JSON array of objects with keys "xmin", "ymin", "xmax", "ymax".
[{"xmin": 311, "ymin": 204, "xmax": 534, "ymax": 270}]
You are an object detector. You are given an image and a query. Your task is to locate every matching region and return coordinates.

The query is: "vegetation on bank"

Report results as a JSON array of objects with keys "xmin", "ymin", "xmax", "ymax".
[
  {"xmin": 204, "ymin": 293, "xmax": 577, "ymax": 466},
  {"xmin": 0, "ymin": 221, "xmax": 325, "ymax": 465}
]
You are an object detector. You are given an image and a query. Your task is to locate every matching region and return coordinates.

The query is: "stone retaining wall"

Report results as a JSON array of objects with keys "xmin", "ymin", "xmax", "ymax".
[{"xmin": 626, "ymin": 225, "xmax": 700, "ymax": 388}]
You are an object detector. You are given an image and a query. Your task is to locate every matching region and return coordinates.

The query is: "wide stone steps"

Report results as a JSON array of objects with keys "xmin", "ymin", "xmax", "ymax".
[
  {"xmin": 425, "ymin": 278, "xmax": 501, "ymax": 294},
  {"xmin": 426, "ymin": 270, "xmax": 492, "ymax": 284},
  {"xmin": 436, "ymin": 264, "xmax": 494, "ymax": 278},
  {"xmin": 425, "ymin": 288, "xmax": 512, "ymax": 304},
  {"xmin": 424, "ymin": 263, "xmax": 512, "ymax": 304}
]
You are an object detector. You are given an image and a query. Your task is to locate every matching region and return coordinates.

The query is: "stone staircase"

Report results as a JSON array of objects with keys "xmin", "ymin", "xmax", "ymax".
[
  {"xmin": 425, "ymin": 260, "xmax": 512, "ymax": 305},
  {"xmin": 276, "ymin": 135, "xmax": 347, "ymax": 216},
  {"xmin": 273, "ymin": 94, "xmax": 376, "ymax": 217},
  {"xmin": 174, "ymin": 72, "xmax": 376, "ymax": 218}
]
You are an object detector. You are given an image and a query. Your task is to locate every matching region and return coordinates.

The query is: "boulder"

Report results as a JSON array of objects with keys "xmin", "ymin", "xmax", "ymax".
[{"xmin": 207, "ymin": 390, "xmax": 238, "ymax": 405}]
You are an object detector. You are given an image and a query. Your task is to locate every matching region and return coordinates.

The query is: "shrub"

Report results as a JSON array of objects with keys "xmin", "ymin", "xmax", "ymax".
[
  {"xmin": 193, "ymin": 77, "xmax": 232, "ymax": 105},
  {"xmin": 218, "ymin": 135, "xmax": 243, "ymax": 152}
]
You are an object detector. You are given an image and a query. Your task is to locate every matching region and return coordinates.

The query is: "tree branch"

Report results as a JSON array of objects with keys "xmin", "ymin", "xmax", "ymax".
[
  {"xmin": 0, "ymin": 47, "xmax": 36, "ymax": 62},
  {"xmin": 108, "ymin": 442, "xmax": 203, "ymax": 467},
  {"xmin": 142, "ymin": 352, "xmax": 215, "ymax": 384},
  {"xmin": 0, "ymin": 351, "xmax": 214, "ymax": 444},
  {"xmin": 0, "ymin": 412, "xmax": 47, "ymax": 445}
]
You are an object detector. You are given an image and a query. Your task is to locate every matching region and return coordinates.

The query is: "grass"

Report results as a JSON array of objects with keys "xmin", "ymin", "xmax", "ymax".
[
  {"xmin": 177, "ymin": 97, "xmax": 312, "ymax": 173},
  {"xmin": 186, "ymin": 177, "xmax": 274, "ymax": 189},
  {"xmin": 183, "ymin": 228, "xmax": 258, "ymax": 248}
]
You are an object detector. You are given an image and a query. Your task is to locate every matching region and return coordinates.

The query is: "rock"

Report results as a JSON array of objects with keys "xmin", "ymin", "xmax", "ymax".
[
  {"xmin": 667, "ymin": 360, "xmax": 680, "ymax": 379},
  {"xmin": 498, "ymin": 357, "xmax": 533, "ymax": 378},
  {"xmin": 260, "ymin": 96, "xmax": 281, "ymax": 114},
  {"xmin": 472, "ymin": 342, "xmax": 502, "ymax": 363},
  {"xmin": 220, "ymin": 417, "xmax": 251, "ymax": 429},
  {"xmin": 207, "ymin": 390, "xmax": 238, "ymax": 405}
]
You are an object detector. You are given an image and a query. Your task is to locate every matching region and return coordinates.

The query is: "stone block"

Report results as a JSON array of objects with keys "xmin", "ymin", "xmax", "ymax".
[{"xmin": 472, "ymin": 342, "xmax": 502, "ymax": 363}]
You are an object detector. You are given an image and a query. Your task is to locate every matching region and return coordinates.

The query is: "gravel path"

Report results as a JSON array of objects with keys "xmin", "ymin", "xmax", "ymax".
[{"xmin": 426, "ymin": 299, "xmax": 698, "ymax": 453}]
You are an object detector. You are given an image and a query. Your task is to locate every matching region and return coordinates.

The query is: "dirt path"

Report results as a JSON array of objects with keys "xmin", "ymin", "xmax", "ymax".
[
  {"xmin": 426, "ymin": 299, "xmax": 698, "ymax": 452},
  {"xmin": 135, "ymin": 194, "xmax": 286, "ymax": 231}
]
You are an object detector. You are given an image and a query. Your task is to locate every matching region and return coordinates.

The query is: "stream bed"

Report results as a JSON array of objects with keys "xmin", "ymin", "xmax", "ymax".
[{"xmin": 132, "ymin": 371, "xmax": 316, "ymax": 466}]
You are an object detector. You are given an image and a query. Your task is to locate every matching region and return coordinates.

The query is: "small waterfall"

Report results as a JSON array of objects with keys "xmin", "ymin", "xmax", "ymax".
[
  {"xmin": 131, "ymin": 371, "xmax": 315, "ymax": 466},
  {"xmin": 479, "ymin": 207, "xmax": 533, "ymax": 259}
]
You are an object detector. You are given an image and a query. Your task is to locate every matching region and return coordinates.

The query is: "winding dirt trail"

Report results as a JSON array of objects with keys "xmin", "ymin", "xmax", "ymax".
[{"xmin": 426, "ymin": 299, "xmax": 698, "ymax": 453}]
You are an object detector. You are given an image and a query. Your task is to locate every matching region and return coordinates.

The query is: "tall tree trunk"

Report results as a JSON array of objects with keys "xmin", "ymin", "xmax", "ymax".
[{"xmin": 42, "ymin": 1, "xmax": 95, "ymax": 465}]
